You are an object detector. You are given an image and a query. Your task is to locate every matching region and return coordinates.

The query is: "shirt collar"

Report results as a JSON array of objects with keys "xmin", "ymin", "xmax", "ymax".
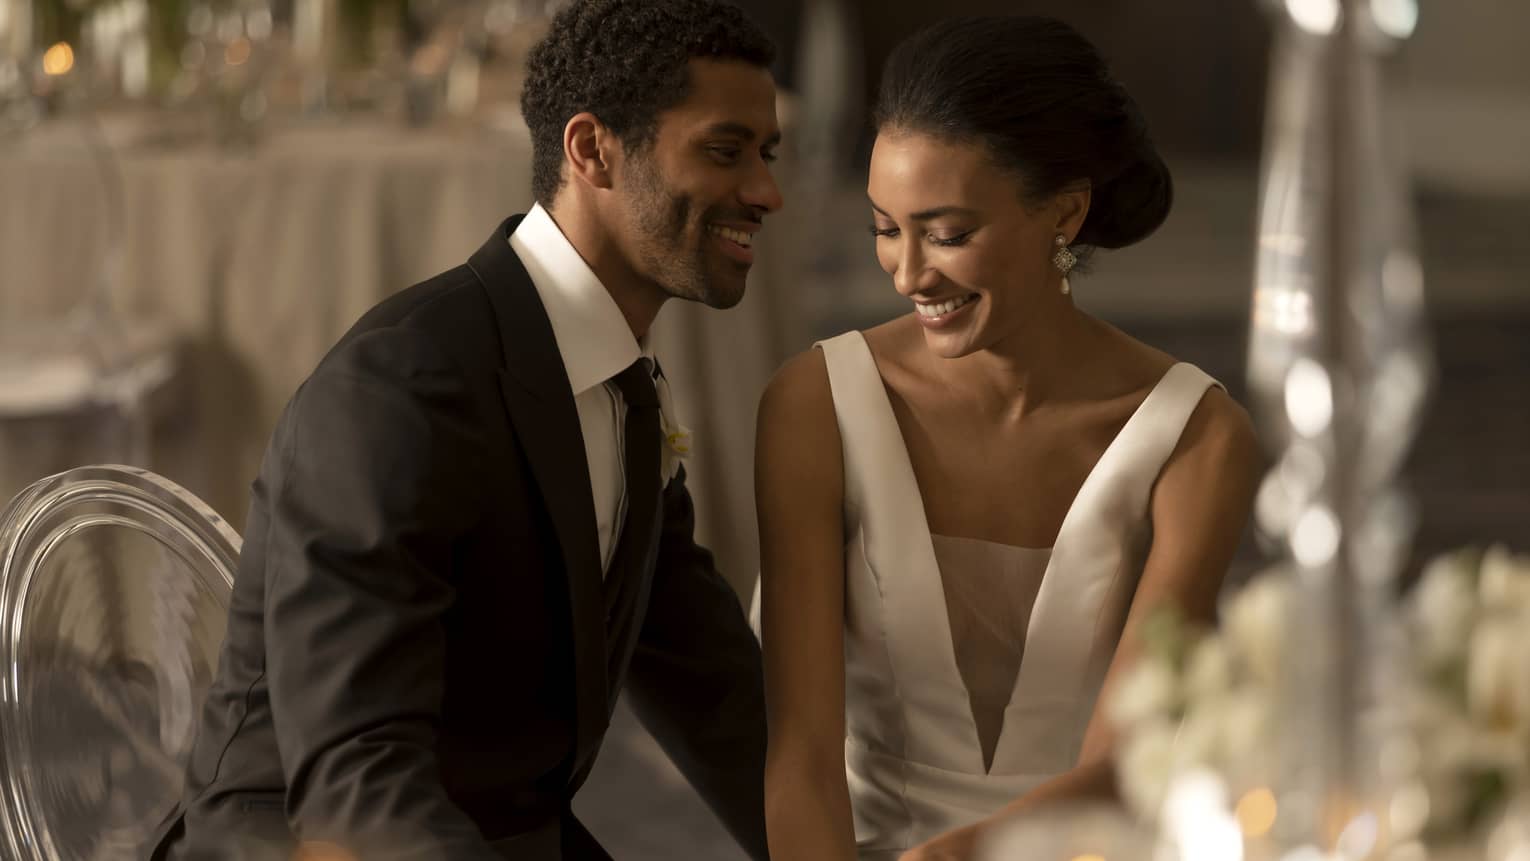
[{"xmin": 509, "ymin": 203, "xmax": 649, "ymax": 396}]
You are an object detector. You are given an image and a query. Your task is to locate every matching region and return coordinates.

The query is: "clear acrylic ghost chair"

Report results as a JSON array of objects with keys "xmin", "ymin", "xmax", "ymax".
[
  {"xmin": 0, "ymin": 465, "xmax": 238, "ymax": 860},
  {"xmin": 0, "ymin": 97, "xmax": 179, "ymax": 506}
]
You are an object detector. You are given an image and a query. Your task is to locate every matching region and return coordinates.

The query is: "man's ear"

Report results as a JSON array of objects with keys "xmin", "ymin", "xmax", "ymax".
[{"xmin": 564, "ymin": 112, "xmax": 618, "ymax": 191}]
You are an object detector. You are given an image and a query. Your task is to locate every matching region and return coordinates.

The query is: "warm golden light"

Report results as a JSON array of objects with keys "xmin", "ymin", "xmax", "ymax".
[
  {"xmin": 1236, "ymin": 788, "xmax": 1278, "ymax": 837},
  {"xmin": 42, "ymin": 42, "xmax": 74, "ymax": 76},
  {"xmin": 224, "ymin": 37, "xmax": 252, "ymax": 66},
  {"xmin": 1069, "ymin": 855, "xmax": 1106, "ymax": 861}
]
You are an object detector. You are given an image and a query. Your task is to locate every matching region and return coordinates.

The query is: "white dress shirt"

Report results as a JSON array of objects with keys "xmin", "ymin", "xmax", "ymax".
[{"xmin": 509, "ymin": 203, "xmax": 665, "ymax": 576}]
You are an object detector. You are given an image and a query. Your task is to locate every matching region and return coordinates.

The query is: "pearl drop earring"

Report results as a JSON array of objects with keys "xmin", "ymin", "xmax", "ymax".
[{"xmin": 1051, "ymin": 234, "xmax": 1077, "ymax": 295}]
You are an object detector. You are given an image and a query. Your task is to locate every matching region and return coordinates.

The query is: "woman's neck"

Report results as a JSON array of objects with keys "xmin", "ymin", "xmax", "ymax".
[{"xmin": 930, "ymin": 304, "xmax": 1104, "ymax": 419}]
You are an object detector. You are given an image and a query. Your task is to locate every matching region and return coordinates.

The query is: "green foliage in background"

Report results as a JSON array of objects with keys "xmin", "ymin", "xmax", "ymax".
[
  {"xmin": 338, "ymin": 0, "xmax": 409, "ymax": 63},
  {"xmin": 26, "ymin": 0, "xmax": 415, "ymax": 91},
  {"xmin": 31, "ymin": 0, "xmax": 88, "ymax": 46}
]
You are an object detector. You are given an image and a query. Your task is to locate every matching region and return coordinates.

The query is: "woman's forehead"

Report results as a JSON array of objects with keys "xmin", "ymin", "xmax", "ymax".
[{"xmin": 869, "ymin": 133, "xmax": 1016, "ymax": 211}]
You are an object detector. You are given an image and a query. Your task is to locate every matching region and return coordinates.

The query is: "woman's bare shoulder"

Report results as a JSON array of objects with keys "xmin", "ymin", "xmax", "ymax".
[
  {"xmin": 756, "ymin": 339, "xmax": 846, "ymax": 550},
  {"xmin": 758, "ymin": 341, "xmax": 837, "ymax": 445}
]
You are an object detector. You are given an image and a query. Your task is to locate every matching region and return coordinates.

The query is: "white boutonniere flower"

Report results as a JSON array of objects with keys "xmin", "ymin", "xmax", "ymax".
[
  {"xmin": 653, "ymin": 369, "xmax": 692, "ymax": 484},
  {"xmin": 661, "ymin": 420, "xmax": 693, "ymax": 484}
]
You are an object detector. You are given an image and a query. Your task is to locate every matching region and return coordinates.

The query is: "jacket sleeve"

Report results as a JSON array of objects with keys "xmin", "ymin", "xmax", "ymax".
[
  {"xmin": 621, "ymin": 466, "xmax": 770, "ymax": 861},
  {"xmin": 260, "ymin": 326, "xmax": 534, "ymax": 860}
]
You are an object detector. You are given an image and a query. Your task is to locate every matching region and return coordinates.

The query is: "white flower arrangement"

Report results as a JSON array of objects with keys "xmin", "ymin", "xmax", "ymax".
[
  {"xmin": 1107, "ymin": 575, "xmax": 1284, "ymax": 828},
  {"xmin": 1405, "ymin": 545, "xmax": 1530, "ymax": 837},
  {"xmin": 1109, "ymin": 545, "xmax": 1530, "ymax": 849}
]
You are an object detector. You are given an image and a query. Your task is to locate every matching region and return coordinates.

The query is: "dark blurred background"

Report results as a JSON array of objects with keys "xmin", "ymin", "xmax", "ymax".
[{"xmin": 0, "ymin": 0, "xmax": 1524, "ymax": 856}]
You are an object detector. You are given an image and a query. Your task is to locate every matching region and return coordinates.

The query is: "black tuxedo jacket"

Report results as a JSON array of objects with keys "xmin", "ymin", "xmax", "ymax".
[{"xmin": 149, "ymin": 217, "xmax": 769, "ymax": 860}]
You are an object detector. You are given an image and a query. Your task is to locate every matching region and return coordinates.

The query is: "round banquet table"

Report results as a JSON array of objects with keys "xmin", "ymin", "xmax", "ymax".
[{"xmin": 0, "ymin": 115, "xmax": 804, "ymax": 598}]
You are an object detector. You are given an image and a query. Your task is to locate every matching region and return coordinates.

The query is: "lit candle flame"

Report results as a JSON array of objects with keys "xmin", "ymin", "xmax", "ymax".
[
  {"xmin": 225, "ymin": 37, "xmax": 252, "ymax": 67},
  {"xmin": 1236, "ymin": 788, "xmax": 1278, "ymax": 838},
  {"xmin": 42, "ymin": 42, "xmax": 74, "ymax": 76}
]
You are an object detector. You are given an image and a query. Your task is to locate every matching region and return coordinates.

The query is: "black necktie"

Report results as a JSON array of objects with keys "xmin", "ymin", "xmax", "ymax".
[{"xmin": 602, "ymin": 358, "xmax": 663, "ymax": 695}]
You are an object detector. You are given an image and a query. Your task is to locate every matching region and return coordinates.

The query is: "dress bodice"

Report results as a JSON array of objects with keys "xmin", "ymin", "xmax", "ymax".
[
  {"xmin": 815, "ymin": 330, "xmax": 1219, "ymax": 858},
  {"xmin": 930, "ymin": 535, "xmax": 1049, "ymax": 774}
]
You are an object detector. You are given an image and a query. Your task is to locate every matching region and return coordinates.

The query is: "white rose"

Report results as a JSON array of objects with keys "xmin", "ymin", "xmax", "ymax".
[
  {"xmin": 1421, "ymin": 766, "xmax": 1471, "ymax": 833},
  {"xmin": 1428, "ymin": 723, "xmax": 1523, "ymax": 834},
  {"xmin": 1223, "ymin": 574, "xmax": 1291, "ymax": 686},
  {"xmin": 1417, "ymin": 710, "xmax": 1480, "ymax": 824},
  {"xmin": 1427, "ymin": 710, "xmax": 1482, "ymax": 770},
  {"xmin": 1421, "ymin": 547, "xmax": 1479, "ymax": 584},
  {"xmin": 1413, "ymin": 689, "xmax": 1525, "ymax": 832},
  {"xmin": 1185, "ymin": 636, "xmax": 1234, "ymax": 702},
  {"xmin": 1175, "ymin": 696, "xmax": 1233, "ymax": 769},
  {"xmin": 1407, "ymin": 687, "xmax": 1461, "ymax": 736},
  {"xmin": 1412, "ymin": 554, "xmax": 1479, "ymax": 668},
  {"xmin": 1220, "ymin": 689, "xmax": 1274, "ymax": 773},
  {"xmin": 1461, "ymin": 728, "xmax": 1527, "ymax": 776},
  {"xmin": 1466, "ymin": 614, "xmax": 1530, "ymax": 733},
  {"xmin": 1479, "ymin": 544, "xmax": 1530, "ymax": 612},
  {"xmin": 1108, "ymin": 658, "xmax": 1181, "ymax": 730},
  {"xmin": 1117, "ymin": 719, "xmax": 1179, "ymax": 821}
]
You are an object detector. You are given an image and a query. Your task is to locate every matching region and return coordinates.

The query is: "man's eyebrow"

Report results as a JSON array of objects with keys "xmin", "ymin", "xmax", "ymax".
[{"xmin": 702, "ymin": 122, "xmax": 782, "ymax": 148}]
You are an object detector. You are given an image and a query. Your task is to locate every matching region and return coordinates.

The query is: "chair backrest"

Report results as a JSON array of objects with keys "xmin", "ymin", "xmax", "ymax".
[{"xmin": 0, "ymin": 465, "xmax": 238, "ymax": 861}]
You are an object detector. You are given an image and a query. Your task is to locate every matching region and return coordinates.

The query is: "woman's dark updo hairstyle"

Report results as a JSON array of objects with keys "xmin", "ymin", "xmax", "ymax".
[{"xmin": 874, "ymin": 16, "xmax": 1172, "ymax": 254}]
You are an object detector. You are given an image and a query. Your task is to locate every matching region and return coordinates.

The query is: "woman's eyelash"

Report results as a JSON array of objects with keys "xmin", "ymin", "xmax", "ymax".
[
  {"xmin": 931, "ymin": 232, "xmax": 973, "ymax": 247},
  {"xmin": 867, "ymin": 225, "xmax": 973, "ymax": 247}
]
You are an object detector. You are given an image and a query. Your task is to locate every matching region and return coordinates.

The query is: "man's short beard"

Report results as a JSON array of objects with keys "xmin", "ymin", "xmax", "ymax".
[{"xmin": 625, "ymin": 152, "xmax": 741, "ymax": 309}]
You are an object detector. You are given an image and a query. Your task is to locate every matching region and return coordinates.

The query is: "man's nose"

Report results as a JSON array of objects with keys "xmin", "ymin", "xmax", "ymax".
[{"xmin": 741, "ymin": 157, "xmax": 784, "ymax": 214}]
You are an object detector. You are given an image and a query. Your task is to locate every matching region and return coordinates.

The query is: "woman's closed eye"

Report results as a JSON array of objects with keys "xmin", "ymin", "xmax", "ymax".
[
  {"xmin": 928, "ymin": 230, "xmax": 973, "ymax": 247},
  {"xmin": 867, "ymin": 225, "xmax": 974, "ymax": 247}
]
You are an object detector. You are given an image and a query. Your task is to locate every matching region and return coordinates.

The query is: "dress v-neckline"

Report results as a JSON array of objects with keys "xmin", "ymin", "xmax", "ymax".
[{"xmin": 853, "ymin": 332, "xmax": 1183, "ymax": 773}]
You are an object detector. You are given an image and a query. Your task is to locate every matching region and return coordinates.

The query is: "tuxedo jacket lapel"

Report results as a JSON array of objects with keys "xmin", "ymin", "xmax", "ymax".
[{"xmin": 468, "ymin": 217, "xmax": 609, "ymax": 777}]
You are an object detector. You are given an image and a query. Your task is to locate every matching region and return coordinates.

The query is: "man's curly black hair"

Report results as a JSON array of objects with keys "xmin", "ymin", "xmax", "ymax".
[{"xmin": 520, "ymin": 0, "xmax": 775, "ymax": 206}]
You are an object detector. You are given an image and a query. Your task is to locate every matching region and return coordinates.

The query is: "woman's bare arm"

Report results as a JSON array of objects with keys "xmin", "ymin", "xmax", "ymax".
[{"xmin": 756, "ymin": 347, "xmax": 859, "ymax": 861}]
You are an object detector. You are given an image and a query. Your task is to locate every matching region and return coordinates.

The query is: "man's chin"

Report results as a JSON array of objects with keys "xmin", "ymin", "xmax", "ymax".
[
  {"xmin": 667, "ymin": 276, "xmax": 747, "ymax": 310},
  {"xmin": 701, "ymin": 283, "xmax": 746, "ymax": 310},
  {"xmin": 705, "ymin": 263, "xmax": 750, "ymax": 309}
]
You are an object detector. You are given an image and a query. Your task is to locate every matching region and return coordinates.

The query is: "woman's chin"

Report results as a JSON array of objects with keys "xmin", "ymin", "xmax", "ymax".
[{"xmin": 920, "ymin": 328, "xmax": 981, "ymax": 361}]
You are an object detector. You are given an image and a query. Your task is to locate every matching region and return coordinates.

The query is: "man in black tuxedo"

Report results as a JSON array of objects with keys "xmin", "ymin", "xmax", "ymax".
[{"xmin": 149, "ymin": 1, "xmax": 781, "ymax": 858}]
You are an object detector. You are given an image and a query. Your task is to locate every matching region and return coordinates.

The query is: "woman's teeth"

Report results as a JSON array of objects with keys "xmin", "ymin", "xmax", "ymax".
[
  {"xmin": 708, "ymin": 225, "xmax": 752, "ymax": 247},
  {"xmin": 915, "ymin": 295, "xmax": 977, "ymax": 317}
]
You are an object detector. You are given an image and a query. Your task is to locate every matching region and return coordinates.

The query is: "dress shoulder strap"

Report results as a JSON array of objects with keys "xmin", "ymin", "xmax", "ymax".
[
  {"xmin": 1097, "ymin": 362, "xmax": 1223, "ymax": 512},
  {"xmin": 813, "ymin": 330, "xmax": 897, "ymax": 521}
]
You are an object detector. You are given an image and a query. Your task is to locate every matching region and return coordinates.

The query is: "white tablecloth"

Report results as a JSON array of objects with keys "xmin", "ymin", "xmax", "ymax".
[{"xmin": 0, "ymin": 117, "xmax": 802, "ymax": 595}]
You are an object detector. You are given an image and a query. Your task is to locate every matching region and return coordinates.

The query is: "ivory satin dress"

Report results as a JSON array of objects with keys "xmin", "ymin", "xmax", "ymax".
[{"xmin": 802, "ymin": 331, "xmax": 1218, "ymax": 859}]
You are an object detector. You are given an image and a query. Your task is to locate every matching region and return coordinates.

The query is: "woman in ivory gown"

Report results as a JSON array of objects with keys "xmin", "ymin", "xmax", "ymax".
[{"xmin": 754, "ymin": 16, "xmax": 1262, "ymax": 861}]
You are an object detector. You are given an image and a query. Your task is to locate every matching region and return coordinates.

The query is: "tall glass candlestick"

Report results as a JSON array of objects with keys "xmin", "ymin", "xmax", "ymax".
[{"xmin": 1246, "ymin": 0, "xmax": 1429, "ymax": 855}]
